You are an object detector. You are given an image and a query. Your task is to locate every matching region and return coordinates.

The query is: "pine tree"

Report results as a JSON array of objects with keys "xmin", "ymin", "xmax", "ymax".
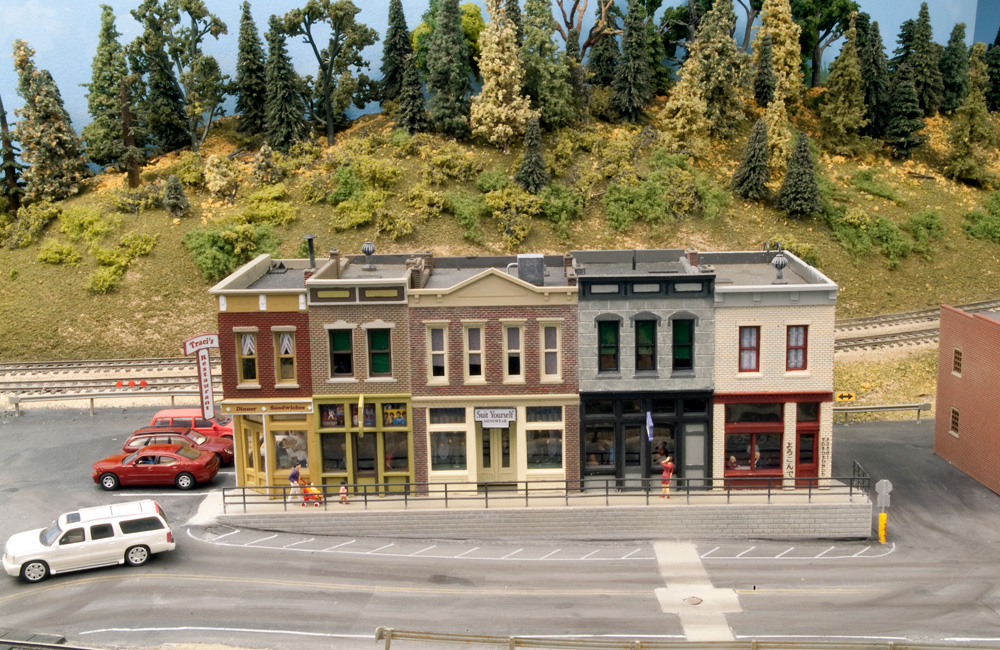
[
  {"xmin": 471, "ymin": 0, "xmax": 534, "ymax": 151},
  {"xmin": 687, "ymin": 0, "xmax": 745, "ymax": 138},
  {"xmin": 908, "ymin": 3, "xmax": 944, "ymax": 116},
  {"xmin": 611, "ymin": 0, "xmax": 653, "ymax": 122},
  {"xmin": 732, "ymin": 118, "xmax": 770, "ymax": 201},
  {"xmin": 645, "ymin": 11, "xmax": 672, "ymax": 95},
  {"xmin": 380, "ymin": 0, "xmax": 413, "ymax": 103},
  {"xmin": 136, "ymin": 43, "xmax": 188, "ymax": 153},
  {"xmin": 427, "ymin": 0, "xmax": 473, "ymax": 136},
  {"xmin": 520, "ymin": 0, "xmax": 575, "ymax": 129},
  {"xmin": 12, "ymin": 41, "xmax": 89, "ymax": 204},
  {"xmin": 506, "ymin": 0, "xmax": 525, "ymax": 46},
  {"xmin": 659, "ymin": 57, "xmax": 711, "ymax": 157},
  {"xmin": 939, "ymin": 23, "xmax": 969, "ymax": 114},
  {"xmin": 395, "ymin": 54, "xmax": 429, "ymax": 134},
  {"xmin": 763, "ymin": 95, "xmax": 793, "ymax": 170},
  {"xmin": 819, "ymin": 13, "xmax": 867, "ymax": 154},
  {"xmin": 775, "ymin": 132, "xmax": 821, "ymax": 218},
  {"xmin": 944, "ymin": 42, "xmax": 997, "ymax": 187},
  {"xmin": 264, "ymin": 16, "xmax": 307, "ymax": 153},
  {"xmin": 754, "ymin": 34, "xmax": 776, "ymax": 108},
  {"xmin": 858, "ymin": 20, "xmax": 891, "ymax": 138},
  {"xmin": 235, "ymin": 1, "xmax": 268, "ymax": 137},
  {"xmin": 756, "ymin": 0, "xmax": 803, "ymax": 104},
  {"xmin": 0, "ymin": 91, "xmax": 24, "ymax": 216},
  {"xmin": 81, "ymin": 5, "xmax": 142, "ymax": 171},
  {"xmin": 884, "ymin": 61, "xmax": 927, "ymax": 158},
  {"xmin": 163, "ymin": 174, "xmax": 190, "ymax": 218},
  {"xmin": 986, "ymin": 31, "xmax": 1000, "ymax": 112},
  {"xmin": 892, "ymin": 18, "xmax": 916, "ymax": 69},
  {"xmin": 514, "ymin": 116, "xmax": 550, "ymax": 193},
  {"xmin": 586, "ymin": 9, "xmax": 619, "ymax": 87}
]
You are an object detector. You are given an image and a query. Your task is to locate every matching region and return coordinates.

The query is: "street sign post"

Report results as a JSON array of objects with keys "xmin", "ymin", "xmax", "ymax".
[
  {"xmin": 875, "ymin": 479, "xmax": 892, "ymax": 544},
  {"xmin": 836, "ymin": 391, "xmax": 856, "ymax": 402}
]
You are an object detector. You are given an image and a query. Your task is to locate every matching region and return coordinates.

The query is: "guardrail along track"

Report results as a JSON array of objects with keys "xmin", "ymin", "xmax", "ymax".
[{"xmin": 835, "ymin": 298, "xmax": 1000, "ymax": 332}]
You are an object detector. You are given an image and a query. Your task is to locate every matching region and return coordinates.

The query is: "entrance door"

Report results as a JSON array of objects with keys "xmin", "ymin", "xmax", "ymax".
[
  {"xmin": 478, "ymin": 426, "xmax": 515, "ymax": 483},
  {"xmin": 680, "ymin": 422, "xmax": 707, "ymax": 489},
  {"xmin": 619, "ymin": 424, "xmax": 643, "ymax": 489},
  {"xmin": 352, "ymin": 432, "xmax": 377, "ymax": 491}
]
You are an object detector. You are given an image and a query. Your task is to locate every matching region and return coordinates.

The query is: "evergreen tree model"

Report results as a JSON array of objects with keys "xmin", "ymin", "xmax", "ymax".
[
  {"xmin": 659, "ymin": 56, "xmax": 711, "ymax": 157},
  {"xmin": 235, "ymin": 1, "xmax": 268, "ymax": 137},
  {"xmin": 412, "ymin": 0, "xmax": 486, "ymax": 81},
  {"xmin": 756, "ymin": 0, "xmax": 803, "ymax": 103},
  {"xmin": 858, "ymin": 19, "xmax": 891, "ymax": 139},
  {"xmin": 81, "ymin": 5, "xmax": 142, "ymax": 170},
  {"xmin": 520, "ymin": 0, "xmax": 575, "ymax": 129},
  {"xmin": 471, "ymin": 0, "xmax": 534, "ymax": 151},
  {"xmin": 506, "ymin": 0, "xmax": 525, "ymax": 46},
  {"xmin": 944, "ymin": 42, "xmax": 997, "ymax": 187},
  {"xmin": 264, "ymin": 16, "xmax": 307, "ymax": 153},
  {"xmin": 732, "ymin": 118, "xmax": 770, "ymax": 200},
  {"xmin": 426, "ymin": 0, "xmax": 473, "ymax": 136},
  {"xmin": 754, "ymin": 34, "xmax": 776, "ymax": 107},
  {"xmin": 907, "ymin": 3, "xmax": 944, "ymax": 116},
  {"xmin": 514, "ymin": 116, "xmax": 550, "ymax": 193},
  {"xmin": 163, "ymin": 174, "xmax": 190, "ymax": 218},
  {"xmin": 687, "ymin": 0, "xmax": 745, "ymax": 138},
  {"xmin": 892, "ymin": 18, "xmax": 916, "ymax": 69},
  {"xmin": 0, "ymin": 91, "xmax": 24, "ymax": 216},
  {"xmin": 819, "ymin": 13, "xmax": 867, "ymax": 154},
  {"xmin": 985, "ymin": 29, "xmax": 1000, "ymax": 112},
  {"xmin": 586, "ymin": 7, "xmax": 619, "ymax": 87},
  {"xmin": 775, "ymin": 132, "xmax": 821, "ymax": 218},
  {"xmin": 134, "ymin": 38, "xmax": 188, "ymax": 153},
  {"xmin": 12, "ymin": 40, "xmax": 89, "ymax": 204},
  {"xmin": 380, "ymin": 0, "xmax": 413, "ymax": 103},
  {"xmin": 283, "ymin": 1, "xmax": 379, "ymax": 146},
  {"xmin": 938, "ymin": 23, "xmax": 969, "ymax": 114},
  {"xmin": 611, "ymin": 0, "xmax": 653, "ymax": 122},
  {"xmin": 884, "ymin": 61, "xmax": 927, "ymax": 158},
  {"xmin": 395, "ymin": 53, "xmax": 428, "ymax": 134}
]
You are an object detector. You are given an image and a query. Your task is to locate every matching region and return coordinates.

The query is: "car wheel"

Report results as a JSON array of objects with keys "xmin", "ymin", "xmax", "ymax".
[
  {"xmin": 214, "ymin": 453, "xmax": 224, "ymax": 465},
  {"xmin": 125, "ymin": 545, "xmax": 150, "ymax": 567},
  {"xmin": 100, "ymin": 473, "xmax": 120, "ymax": 491},
  {"xmin": 20, "ymin": 561, "xmax": 49, "ymax": 583},
  {"xmin": 175, "ymin": 472, "xmax": 195, "ymax": 490}
]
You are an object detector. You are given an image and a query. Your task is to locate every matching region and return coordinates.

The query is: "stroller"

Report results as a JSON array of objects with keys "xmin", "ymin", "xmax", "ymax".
[{"xmin": 301, "ymin": 483, "xmax": 323, "ymax": 507}]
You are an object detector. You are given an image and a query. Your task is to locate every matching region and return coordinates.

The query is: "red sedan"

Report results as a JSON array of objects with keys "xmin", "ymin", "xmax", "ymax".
[
  {"xmin": 122, "ymin": 426, "xmax": 234, "ymax": 464},
  {"xmin": 93, "ymin": 444, "xmax": 220, "ymax": 491}
]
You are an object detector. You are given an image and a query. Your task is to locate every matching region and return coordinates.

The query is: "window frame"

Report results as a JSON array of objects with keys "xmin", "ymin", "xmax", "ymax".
[
  {"xmin": 952, "ymin": 348, "xmax": 962, "ymax": 377},
  {"xmin": 463, "ymin": 322, "xmax": 486, "ymax": 384},
  {"xmin": 949, "ymin": 407, "xmax": 960, "ymax": 437},
  {"xmin": 539, "ymin": 320, "xmax": 562, "ymax": 382},
  {"xmin": 367, "ymin": 328, "xmax": 392, "ymax": 378},
  {"xmin": 738, "ymin": 326, "xmax": 760, "ymax": 373},
  {"xmin": 672, "ymin": 319, "xmax": 694, "ymax": 371},
  {"xmin": 597, "ymin": 320, "xmax": 620, "ymax": 373},
  {"xmin": 786, "ymin": 325, "xmax": 808, "ymax": 371},
  {"xmin": 635, "ymin": 319, "xmax": 657, "ymax": 371},
  {"xmin": 328, "ymin": 328, "xmax": 354, "ymax": 379},
  {"xmin": 502, "ymin": 320, "xmax": 526, "ymax": 383},
  {"xmin": 427, "ymin": 323, "xmax": 449, "ymax": 384},
  {"xmin": 273, "ymin": 330, "xmax": 297, "ymax": 385},
  {"xmin": 236, "ymin": 332, "xmax": 258, "ymax": 385}
]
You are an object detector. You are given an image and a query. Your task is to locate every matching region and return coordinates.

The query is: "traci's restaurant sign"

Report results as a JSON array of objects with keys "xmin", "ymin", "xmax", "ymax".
[{"xmin": 474, "ymin": 407, "xmax": 516, "ymax": 427}]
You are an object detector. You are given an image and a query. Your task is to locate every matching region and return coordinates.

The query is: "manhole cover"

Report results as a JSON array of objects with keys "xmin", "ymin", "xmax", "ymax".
[{"xmin": 684, "ymin": 596, "xmax": 703, "ymax": 605}]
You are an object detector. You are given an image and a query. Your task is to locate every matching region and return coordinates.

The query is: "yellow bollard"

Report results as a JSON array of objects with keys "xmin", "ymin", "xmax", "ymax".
[{"xmin": 878, "ymin": 512, "xmax": 887, "ymax": 544}]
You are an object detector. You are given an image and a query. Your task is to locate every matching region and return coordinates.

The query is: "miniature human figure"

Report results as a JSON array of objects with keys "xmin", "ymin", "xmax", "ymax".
[
  {"xmin": 301, "ymin": 481, "xmax": 322, "ymax": 507},
  {"xmin": 659, "ymin": 454, "xmax": 675, "ymax": 498},
  {"xmin": 339, "ymin": 479, "xmax": 349, "ymax": 505},
  {"xmin": 288, "ymin": 463, "xmax": 301, "ymax": 503},
  {"xmin": 751, "ymin": 450, "xmax": 761, "ymax": 470},
  {"xmin": 726, "ymin": 455, "xmax": 739, "ymax": 470}
]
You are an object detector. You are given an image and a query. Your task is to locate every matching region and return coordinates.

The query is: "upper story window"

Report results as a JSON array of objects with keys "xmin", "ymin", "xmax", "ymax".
[
  {"xmin": 672, "ymin": 319, "xmax": 694, "ymax": 371},
  {"xmin": 274, "ymin": 332, "xmax": 296, "ymax": 383},
  {"xmin": 950, "ymin": 407, "xmax": 960, "ymax": 436},
  {"xmin": 598, "ymin": 321, "xmax": 619, "ymax": 372},
  {"xmin": 464, "ymin": 324, "xmax": 484, "ymax": 382},
  {"xmin": 428, "ymin": 325, "xmax": 448, "ymax": 382},
  {"xmin": 329, "ymin": 330, "xmax": 353, "ymax": 377},
  {"xmin": 237, "ymin": 332, "xmax": 257, "ymax": 383},
  {"xmin": 786, "ymin": 325, "xmax": 807, "ymax": 371},
  {"xmin": 503, "ymin": 323, "xmax": 524, "ymax": 382},
  {"xmin": 540, "ymin": 322, "xmax": 561, "ymax": 381},
  {"xmin": 635, "ymin": 320, "xmax": 656, "ymax": 371},
  {"xmin": 739, "ymin": 326, "xmax": 760, "ymax": 372},
  {"xmin": 367, "ymin": 329, "xmax": 392, "ymax": 377},
  {"xmin": 952, "ymin": 348, "xmax": 962, "ymax": 377}
]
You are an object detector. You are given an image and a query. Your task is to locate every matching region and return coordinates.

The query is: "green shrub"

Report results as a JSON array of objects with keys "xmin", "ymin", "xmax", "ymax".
[
  {"xmin": 36, "ymin": 240, "xmax": 81, "ymax": 265},
  {"xmin": 204, "ymin": 155, "xmax": 239, "ymax": 199},
  {"xmin": 603, "ymin": 167, "xmax": 700, "ymax": 231},
  {"xmin": 242, "ymin": 201, "xmax": 298, "ymax": 226},
  {"xmin": 92, "ymin": 246, "xmax": 131, "ymax": 270},
  {"xmin": 423, "ymin": 141, "xmax": 484, "ymax": 184},
  {"xmin": 963, "ymin": 210, "xmax": 1000, "ymax": 243},
  {"xmin": 444, "ymin": 191, "xmax": 489, "ymax": 244},
  {"xmin": 831, "ymin": 207, "xmax": 874, "ymax": 256},
  {"xmin": 60, "ymin": 206, "xmax": 120, "ymax": 245},
  {"xmin": 851, "ymin": 169, "xmax": 900, "ymax": 202},
  {"xmin": 352, "ymin": 155, "xmax": 401, "ymax": 189},
  {"xmin": 146, "ymin": 151, "xmax": 204, "ymax": 187},
  {"xmin": 377, "ymin": 210, "xmax": 414, "ymax": 241},
  {"xmin": 251, "ymin": 144, "xmax": 284, "ymax": 185},
  {"xmin": 182, "ymin": 223, "xmax": 281, "ymax": 282},
  {"xmin": 4, "ymin": 202, "xmax": 61, "ymax": 249},
  {"xmin": 476, "ymin": 169, "xmax": 510, "ymax": 193},
  {"xmin": 407, "ymin": 181, "xmax": 447, "ymax": 220},
  {"xmin": 831, "ymin": 207, "xmax": 912, "ymax": 269},
  {"xmin": 104, "ymin": 185, "xmax": 162, "ymax": 214},
  {"xmin": 301, "ymin": 176, "xmax": 333, "ymax": 204},
  {"xmin": 540, "ymin": 184, "xmax": 583, "ymax": 239},
  {"xmin": 868, "ymin": 217, "xmax": 912, "ymax": 269},
  {"xmin": 485, "ymin": 186, "xmax": 541, "ymax": 250},
  {"xmin": 327, "ymin": 166, "xmax": 365, "ymax": 206},
  {"xmin": 693, "ymin": 174, "xmax": 730, "ymax": 221},
  {"xmin": 984, "ymin": 190, "xmax": 1000, "ymax": 217},
  {"xmin": 275, "ymin": 139, "xmax": 321, "ymax": 174},
  {"xmin": 119, "ymin": 232, "xmax": 158, "ymax": 258},
  {"xmin": 389, "ymin": 128, "xmax": 412, "ymax": 150},
  {"xmin": 767, "ymin": 234, "xmax": 821, "ymax": 268},
  {"xmin": 86, "ymin": 265, "xmax": 125, "ymax": 294},
  {"xmin": 163, "ymin": 174, "xmax": 191, "ymax": 218},
  {"xmin": 332, "ymin": 189, "xmax": 388, "ymax": 231},
  {"xmin": 247, "ymin": 183, "xmax": 287, "ymax": 203},
  {"xmin": 906, "ymin": 210, "xmax": 945, "ymax": 256}
]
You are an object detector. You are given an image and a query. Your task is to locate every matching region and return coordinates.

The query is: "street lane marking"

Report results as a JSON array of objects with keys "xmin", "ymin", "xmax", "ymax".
[
  {"xmin": 323, "ymin": 540, "xmax": 355, "ymax": 551},
  {"xmin": 367, "ymin": 544, "xmax": 394, "ymax": 554},
  {"xmin": 410, "ymin": 546, "xmax": 436, "ymax": 556},
  {"xmin": 815, "ymin": 546, "xmax": 834, "ymax": 557},
  {"xmin": 245, "ymin": 534, "xmax": 277, "ymax": 546},
  {"xmin": 282, "ymin": 539, "xmax": 314, "ymax": 548},
  {"xmin": 539, "ymin": 550, "xmax": 560, "ymax": 560},
  {"xmin": 735, "ymin": 546, "xmax": 756, "ymax": 558},
  {"xmin": 775, "ymin": 547, "xmax": 793, "ymax": 558},
  {"xmin": 501, "ymin": 548, "xmax": 523, "ymax": 559},
  {"xmin": 580, "ymin": 550, "xmax": 599, "ymax": 559},
  {"xmin": 701, "ymin": 547, "xmax": 719, "ymax": 558},
  {"xmin": 455, "ymin": 546, "xmax": 479, "ymax": 557},
  {"xmin": 213, "ymin": 529, "xmax": 239, "ymax": 540},
  {"xmin": 851, "ymin": 546, "xmax": 871, "ymax": 557}
]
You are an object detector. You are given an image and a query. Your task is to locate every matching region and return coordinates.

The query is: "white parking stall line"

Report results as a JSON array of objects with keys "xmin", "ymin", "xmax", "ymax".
[
  {"xmin": 455, "ymin": 546, "xmax": 480, "ymax": 557},
  {"xmin": 851, "ymin": 546, "xmax": 871, "ymax": 557},
  {"xmin": 283, "ymin": 538, "xmax": 315, "ymax": 548},
  {"xmin": 735, "ymin": 546, "xmax": 756, "ymax": 558},
  {"xmin": 815, "ymin": 546, "xmax": 835, "ymax": 558},
  {"xmin": 245, "ymin": 534, "xmax": 278, "ymax": 546},
  {"xmin": 580, "ymin": 550, "xmax": 600, "ymax": 560},
  {"xmin": 775, "ymin": 547, "xmax": 794, "ymax": 558},
  {"xmin": 323, "ymin": 540, "xmax": 356, "ymax": 551},
  {"xmin": 701, "ymin": 546, "xmax": 720, "ymax": 558},
  {"xmin": 410, "ymin": 546, "xmax": 437, "ymax": 556},
  {"xmin": 539, "ymin": 549, "xmax": 561, "ymax": 560},
  {"xmin": 501, "ymin": 548, "xmax": 523, "ymax": 559},
  {"xmin": 213, "ymin": 529, "xmax": 240, "ymax": 541},
  {"xmin": 621, "ymin": 548, "xmax": 641, "ymax": 559},
  {"xmin": 367, "ymin": 544, "xmax": 394, "ymax": 554}
]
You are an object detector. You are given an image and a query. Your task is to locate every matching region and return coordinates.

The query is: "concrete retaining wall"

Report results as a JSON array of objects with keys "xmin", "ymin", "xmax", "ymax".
[{"xmin": 219, "ymin": 503, "xmax": 873, "ymax": 541}]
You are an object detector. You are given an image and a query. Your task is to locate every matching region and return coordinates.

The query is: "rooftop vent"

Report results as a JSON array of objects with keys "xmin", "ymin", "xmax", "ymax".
[
  {"xmin": 766, "ymin": 241, "xmax": 788, "ymax": 285},
  {"xmin": 516, "ymin": 253, "xmax": 545, "ymax": 286},
  {"xmin": 361, "ymin": 241, "xmax": 376, "ymax": 271}
]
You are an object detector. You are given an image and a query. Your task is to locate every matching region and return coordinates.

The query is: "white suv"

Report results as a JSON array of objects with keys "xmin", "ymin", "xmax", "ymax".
[{"xmin": 2, "ymin": 500, "xmax": 175, "ymax": 583}]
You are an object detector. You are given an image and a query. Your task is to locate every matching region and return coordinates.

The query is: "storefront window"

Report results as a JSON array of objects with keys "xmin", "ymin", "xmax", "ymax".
[
  {"xmin": 356, "ymin": 433, "xmax": 376, "ymax": 473},
  {"xmin": 320, "ymin": 403, "xmax": 346, "ymax": 428},
  {"xmin": 621, "ymin": 400, "xmax": 642, "ymax": 415},
  {"xmin": 725, "ymin": 403, "xmax": 783, "ymax": 423},
  {"xmin": 583, "ymin": 425, "xmax": 614, "ymax": 470},
  {"xmin": 725, "ymin": 433, "xmax": 751, "ymax": 469},
  {"xmin": 526, "ymin": 406, "xmax": 562, "ymax": 422},
  {"xmin": 527, "ymin": 430, "xmax": 562, "ymax": 468},
  {"xmin": 683, "ymin": 399, "xmax": 707, "ymax": 415},
  {"xmin": 650, "ymin": 423, "xmax": 675, "ymax": 473},
  {"xmin": 651, "ymin": 399, "xmax": 676, "ymax": 415},
  {"xmin": 351, "ymin": 403, "xmax": 377, "ymax": 427},
  {"xmin": 429, "ymin": 408, "xmax": 466, "ymax": 424},
  {"xmin": 245, "ymin": 429, "xmax": 255, "ymax": 469},
  {"xmin": 382, "ymin": 403, "xmax": 408, "ymax": 427},
  {"xmin": 797, "ymin": 402, "xmax": 819, "ymax": 421},
  {"xmin": 798, "ymin": 433, "xmax": 815, "ymax": 465},
  {"xmin": 272, "ymin": 431, "xmax": 307, "ymax": 470},
  {"xmin": 583, "ymin": 400, "xmax": 614, "ymax": 416},
  {"xmin": 431, "ymin": 432, "xmax": 466, "ymax": 470},
  {"xmin": 322, "ymin": 433, "xmax": 348, "ymax": 472},
  {"xmin": 384, "ymin": 431, "xmax": 409, "ymax": 471}
]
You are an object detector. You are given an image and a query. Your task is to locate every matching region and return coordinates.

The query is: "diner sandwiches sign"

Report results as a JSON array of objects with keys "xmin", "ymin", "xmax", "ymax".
[{"xmin": 474, "ymin": 407, "xmax": 516, "ymax": 427}]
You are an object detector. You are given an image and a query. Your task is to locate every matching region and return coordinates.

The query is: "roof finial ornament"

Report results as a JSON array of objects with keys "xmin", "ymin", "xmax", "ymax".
[{"xmin": 770, "ymin": 241, "xmax": 788, "ymax": 284}]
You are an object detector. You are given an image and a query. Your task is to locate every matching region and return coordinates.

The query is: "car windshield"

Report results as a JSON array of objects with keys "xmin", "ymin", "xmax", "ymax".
[
  {"xmin": 190, "ymin": 432, "xmax": 208, "ymax": 444},
  {"xmin": 123, "ymin": 451, "xmax": 139, "ymax": 465},
  {"xmin": 39, "ymin": 521, "xmax": 61, "ymax": 546},
  {"xmin": 175, "ymin": 446, "xmax": 201, "ymax": 460}
]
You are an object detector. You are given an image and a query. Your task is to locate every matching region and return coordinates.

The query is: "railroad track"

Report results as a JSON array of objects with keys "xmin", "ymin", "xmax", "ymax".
[
  {"xmin": 834, "ymin": 298, "xmax": 1000, "ymax": 332},
  {"xmin": 834, "ymin": 328, "xmax": 939, "ymax": 352},
  {"xmin": 0, "ymin": 376, "xmax": 220, "ymax": 397},
  {"xmin": 0, "ymin": 356, "xmax": 219, "ymax": 375}
]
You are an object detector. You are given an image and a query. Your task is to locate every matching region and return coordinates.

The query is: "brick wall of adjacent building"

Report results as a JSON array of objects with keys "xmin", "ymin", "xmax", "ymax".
[
  {"xmin": 218, "ymin": 312, "xmax": 312, "ymax": 398},
  {"xmin": 307, "ymin": 304, "xmax": 412, "ymax": 395},
  {"xmin": 935, "ymin": 306, "xmax": 1000, "ymax": 495}
]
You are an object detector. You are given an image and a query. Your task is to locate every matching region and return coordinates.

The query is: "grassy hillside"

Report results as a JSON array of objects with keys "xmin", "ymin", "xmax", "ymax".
[{"xmin": 1, "ymin": 107, "xmax": 999, "ymax": 362}]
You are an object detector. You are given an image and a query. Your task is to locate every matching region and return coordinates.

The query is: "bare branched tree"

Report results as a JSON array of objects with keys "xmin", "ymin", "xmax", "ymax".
[{"xmin": 552, "ymin": 0, "xmax": 618, "ymax": 60}]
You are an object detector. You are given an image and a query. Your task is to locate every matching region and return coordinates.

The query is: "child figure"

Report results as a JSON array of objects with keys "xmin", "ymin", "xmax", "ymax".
[{"xmin": 339, "ymin": 479, "xmax": 349, "ymax": 505}]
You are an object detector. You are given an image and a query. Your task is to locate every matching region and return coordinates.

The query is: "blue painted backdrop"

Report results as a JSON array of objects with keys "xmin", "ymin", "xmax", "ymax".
[{"xmin": 0, "ymin": 0, "xmax": 995, "ymax": 135}]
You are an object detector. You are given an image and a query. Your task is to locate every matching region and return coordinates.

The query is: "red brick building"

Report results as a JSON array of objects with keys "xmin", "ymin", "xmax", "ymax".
[{"xmin": 935, "ymin": 305, "xmax": 1000, "ymax": 495}]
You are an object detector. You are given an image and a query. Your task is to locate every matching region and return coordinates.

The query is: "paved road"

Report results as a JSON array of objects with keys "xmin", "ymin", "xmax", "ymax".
[{"xmin": 2, "ymin": 406, "xmax": 1000, "ymax": 649}]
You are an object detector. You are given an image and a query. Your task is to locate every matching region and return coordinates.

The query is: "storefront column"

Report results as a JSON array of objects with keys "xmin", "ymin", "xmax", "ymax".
[
  {"xmin": 782, "ymin": 403, "xmax": 796, "ymax": 489},
  {"xmin": 819, "ymin": 401, "xmax": 834, "ymax": 488},
  {"xmin": 711, "ymin": 402, "xmax": 726, "ymax": 490}
]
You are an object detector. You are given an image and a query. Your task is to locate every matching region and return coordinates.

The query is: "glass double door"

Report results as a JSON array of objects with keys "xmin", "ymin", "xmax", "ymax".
[
  {"xmin": 583, "ymin": 422, "xmax": 645, "ymax": 489},
  {"xmin": 477, "ymin": 426, "xmax": 515, "ymax": 483}
]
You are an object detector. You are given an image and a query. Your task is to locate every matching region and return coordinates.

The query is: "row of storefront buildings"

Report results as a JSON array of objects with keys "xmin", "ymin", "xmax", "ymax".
[{"xmin": 208, "ymin": 245, "xmax": 839, "ymax": 493}]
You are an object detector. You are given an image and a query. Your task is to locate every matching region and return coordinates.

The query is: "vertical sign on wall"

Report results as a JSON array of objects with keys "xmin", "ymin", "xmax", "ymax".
[{"xmin": 183, "ymin": 334, "xmax": 220, "ymax": 420}]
